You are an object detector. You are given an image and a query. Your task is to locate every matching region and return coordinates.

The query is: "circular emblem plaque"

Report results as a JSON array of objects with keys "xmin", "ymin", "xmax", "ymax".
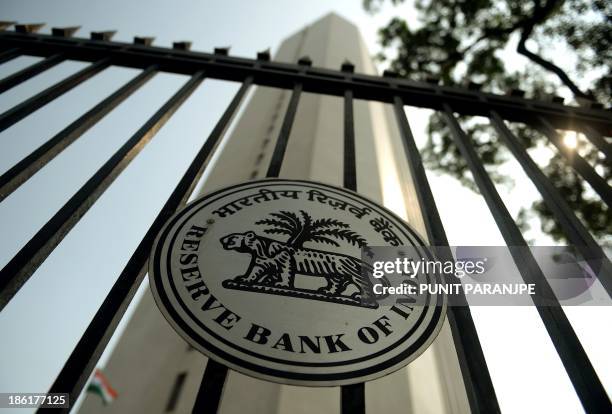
[{"xmin": 149, "ymin": 179, "xmax": 446, "ymax": 386}]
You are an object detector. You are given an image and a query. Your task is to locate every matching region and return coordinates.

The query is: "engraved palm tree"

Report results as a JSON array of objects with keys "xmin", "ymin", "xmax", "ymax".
[{"xmin": 255, "ymin": 210, "xmax": 366, "ymax": 249}]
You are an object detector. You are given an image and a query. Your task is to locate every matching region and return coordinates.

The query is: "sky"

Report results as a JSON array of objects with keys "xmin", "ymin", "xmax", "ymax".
[{"xmin": 0, "ymin": 1, "xmax": 609, "ymax": 413}]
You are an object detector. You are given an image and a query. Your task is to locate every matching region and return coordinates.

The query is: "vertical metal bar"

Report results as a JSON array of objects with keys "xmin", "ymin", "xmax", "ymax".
[
  {"xmin": 0, "ymin": 48, "xmax": 20, "ymax": 65},
  {"xmin": 442, "ymin": 105, "xmax": 611, "ymax": 413},
  {"xmin": 266, "ymin": 83, "xmax": 302, "ymax": 177},
  {"xmin": 392, "ymin": 97, "xmax": 449, "ymax": 246},
  {"xmin": 0, "ymin": 71, "xmax": 205, "ymax": 311},
  {"xmin": 490, "ymin": 111, "xmax": 612, "ymax": 297},
  {"xmin": 0, "ymin": 65, "xmax": 158, "ymax": 201},
  {"xmin": 580, "ymin": 124, "xmax": 611, "ymax": 159},
  {"xmin": 39, "ymin": 78, "xmax": 252, "ymax": 414},
  {"xmin": 341, "ymin": 383, "xmax": 365, "ymax": 414},
  {"xmin": 393, "ymin": 97, "xmax": 500, "ymax": 413},
  {"xmin": 535, "ymin": 116, "xmax": 611, "ymax": 206},
  {"xmin": 192, "ymin": 360, "xmax": 228, "ymax": 414},
  {"xmin": 0, "ymin": 58, "xmax": 111, "ymax": 133},
  {"xmin": 0, "ymin": 53, "xmax": 65, "ymax": 94},
  {"xmin": 340, "ymin": 88, "xmax": 364, "ymax": 414},
  {"xmin": 343, "ymin": 89, "xmax": 357, "ymax": 191}
]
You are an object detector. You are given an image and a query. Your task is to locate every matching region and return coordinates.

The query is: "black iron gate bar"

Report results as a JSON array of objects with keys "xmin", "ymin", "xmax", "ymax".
[
  {"xmin": 0, "ymin": 53, "xmax": 64, "ymax": 94},
  {"xmin": 0, "ymin": 48, "xmax": 20, "ymax": 65},
  {"xmin": 43, "ymin": 76, "xmax": 255, "ymax": 414},
  {"xmin": 581, "ymin": 124, "xmax": 611, "ymax": 158},
  {"xmin": 0, "ymin": 58, "xmax": 112, "ymax": 134},
  {"xmin": 0, "ymin": 65, "xmax": 158, "ymax": 201},
  {"xmin": 393, "ymin": 97, "xmax": 500, "ymax": 414},
  {"xmin": 536, "ymin": 117, "xmax": 612, "ymax": 205},
  {"xmin": 489, "ymin": 112, "xmax": 612, "ymax": 297},
  {"xmin": 0, "ymin": 25, "xmax": 607, "ymax": 413},
  {"xmin": 443, "ymin": 106, "xmax": 610, "ymax": 412},
  {"xmin": 0, "ymin": 70, "xmax": 205, "ymax": 310},
  {"xmin": 340, "ymin": 62, "xmax": 365, "ymax": 414}
]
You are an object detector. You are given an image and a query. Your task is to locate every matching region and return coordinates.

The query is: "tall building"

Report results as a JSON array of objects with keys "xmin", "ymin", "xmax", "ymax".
[{"xmin": 79, "ymin": 13, "xmax": 470, "ymax": 414}]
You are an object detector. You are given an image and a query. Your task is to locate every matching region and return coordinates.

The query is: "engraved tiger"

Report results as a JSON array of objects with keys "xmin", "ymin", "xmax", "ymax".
[{"xmin": 220, "ymin": 231, "xmax": 388, "ymax": 303}]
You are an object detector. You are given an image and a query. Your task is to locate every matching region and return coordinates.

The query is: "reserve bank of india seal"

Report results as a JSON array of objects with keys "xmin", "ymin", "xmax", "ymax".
[{"xmin": 149, "ymin": 179, "xmax": 446, "ymax": 386}]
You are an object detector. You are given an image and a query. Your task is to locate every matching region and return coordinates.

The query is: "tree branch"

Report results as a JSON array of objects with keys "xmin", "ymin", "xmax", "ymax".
[
  {"xmin": 516, "ymin": 0, "xmax": 593, "ymax": 100},
  {"xmin": 457, "ymin": 0, "xmax": 592, "ymax": 100},
  {"xmin": 459, "ymin": 25, "xmax": 516, "ymax": 55}
]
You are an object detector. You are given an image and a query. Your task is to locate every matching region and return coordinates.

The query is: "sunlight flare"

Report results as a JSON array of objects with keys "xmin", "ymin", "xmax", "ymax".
[{"xmin": 562, "ymin": 130, "xmax": 578, "ymax": 150}]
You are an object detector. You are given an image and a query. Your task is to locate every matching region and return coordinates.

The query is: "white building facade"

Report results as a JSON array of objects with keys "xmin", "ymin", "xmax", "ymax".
[{"xmin": 79, "ymin": 13, "xmax": 470, "ymax": 414}]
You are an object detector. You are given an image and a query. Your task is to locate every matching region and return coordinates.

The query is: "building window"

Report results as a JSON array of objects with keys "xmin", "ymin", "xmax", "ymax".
[{"xmin": 165, "ymin": 372, "xmax": 187, "ymax": 412}]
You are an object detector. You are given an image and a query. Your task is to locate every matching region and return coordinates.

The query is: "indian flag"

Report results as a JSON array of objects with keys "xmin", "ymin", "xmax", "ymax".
[{"xmin": 87, "ymin": 369, "xmax": 118, "ymax": 405}]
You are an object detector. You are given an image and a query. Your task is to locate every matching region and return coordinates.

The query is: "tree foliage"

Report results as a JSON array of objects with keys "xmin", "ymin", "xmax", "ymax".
[
  {"xmin": 256, "ymin": 211, "xmax": 367, "ymax": 248},
  {"xmin": 365, "ymin": 0, "xmax": 611, "ymax": 243}
]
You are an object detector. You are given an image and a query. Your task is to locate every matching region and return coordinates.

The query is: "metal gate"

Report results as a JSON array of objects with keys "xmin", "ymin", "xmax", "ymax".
[{"xmin": 0, "ymin": 23, "xmax": 610, "ymax": 414}]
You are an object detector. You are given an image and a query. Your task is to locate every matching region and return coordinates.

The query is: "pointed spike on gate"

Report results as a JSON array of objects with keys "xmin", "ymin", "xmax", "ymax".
[
  {"xmin": 173, "ymin": 41, "xmax": 192, "ymax": 51},
  {"xmin": 509, "ymin": 88, "xmax": 526, "ymax": 98},
  {"xmin": 341, "ymin": 60, "xmax": 355, "ymax": 73},
  {"xmin": 382, "ymin": 69, "xmax": 398, "ymax": 78},
  {"xmin": 90, "ymin": 30, "xmax": 116, "ymax": 41},
  {"xmin": 213, "ymin": 47, "xmax": 230, "ymax": 55},
  {"xmin": 51, "ymin": 26, "xmax": 81, "ymax": 37},
  {"xmin": 15, "ymin": 23, "xmax": 45, "ymax": 33},
  {"xmin": 589, "ymin": 102, "xmax": 603, "ymax": 110},
  {"xmin": 134, "ymin": 36, "xmax": 155, "ymax": 46},
  {"xmin": 0, "ymin": 21, "xmax": 16, "ymax": 31},
  {"xmin": 549, "ymin": 95, "xmax": 565, "ymax": 104},
  {"xmin": 257, "ymin": 49, "xmax": 271, "ymax": 61},
  {"xmin": 298, "ymin": 56, "xmax": 312, "ymax": 66}
]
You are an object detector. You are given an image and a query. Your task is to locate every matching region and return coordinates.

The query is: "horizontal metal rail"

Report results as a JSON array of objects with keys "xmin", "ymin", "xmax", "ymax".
[{"xmin": 1, "ymin": 30, "xmax": 611, "ymax": 133}]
